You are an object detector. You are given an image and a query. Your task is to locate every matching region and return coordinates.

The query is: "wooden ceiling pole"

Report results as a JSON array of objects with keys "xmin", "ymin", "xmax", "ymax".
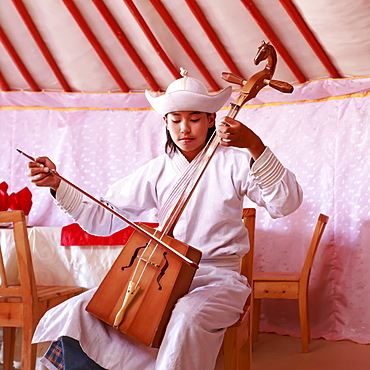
[
  {"xmin": 11, "ymin": 0, "xmax": 72, "ymax": 91},
  {"xmin": 0, "ymin": 69, "xmax": 11, "ymax": 91},
  {"xmin": 123, "ymin": 0, "xmax": 179, "ymax": 81},
  {"xmin": 62, "ymin": 0, "xmax": 130, "ymax": 92},
  {"xmin": 0, "ymin": 26, "xmax": 40, "ymax": 91},
  {"xmin": 240, "ymin": 0, "xmax": 307, "ymax": 83},
  {"xmin": 279, "ymin": 0, "xmax": 341, "ymax": 78},
  {"xmin": 184, "ymin": 0, "xmax": 242, "ymax": 77},
  {"xmin": 92, "ymin": 0, "xmax": 159, "ymax": 91},
  {"xmin": 149, "ymin": 0, "xmax": 220, "ymax": 91}
]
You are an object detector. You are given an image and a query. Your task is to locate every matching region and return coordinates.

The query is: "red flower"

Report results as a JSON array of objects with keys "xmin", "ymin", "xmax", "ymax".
[
  {"xmin": 8, "ymin": 187, "xmax": 33, "ymax": 215},
  {"xmin": 0, "ymin": 182, "xmax": 9, "ymax": 211}
]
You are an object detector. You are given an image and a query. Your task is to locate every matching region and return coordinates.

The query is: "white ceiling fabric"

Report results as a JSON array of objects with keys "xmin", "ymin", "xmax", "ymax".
[{"xmin": 1, "ymin": 0, "xmax": 370, "ymax": 93}]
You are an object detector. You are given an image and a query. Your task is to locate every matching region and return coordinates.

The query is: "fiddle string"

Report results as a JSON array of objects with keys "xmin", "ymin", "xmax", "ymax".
[
  {"xmin": 128, "ymin": 43, "xmax": 275, "ymax": 283},
  {"xmin": 130, "ymin": 101, "xmax": 242, "ymax": 288},
  {"xmin": 131, "ymin": 123, "xmax": 222, "ymax": 289},
  {"xmin": 133, "ymin": 238, "xmax": 160, "ymax": 290},
  {"xmin": 159, "ymin": 132, "xmax": 217, "ymax": 235},
  {"xmin": 130, "ymin": 148, "xmax": 211, "ymax": 288},
  {"xmin": 157, "ymin": 103, "xmax": 240, "ymax": 230},
  {"xmin": 158, "ymin": 106, "xmax": 239, "ymax": 232},
  {"xmin": 130, "ymin": 237, "xmax": 159, "ymax": 291},
  {"xmin": 122, "ymin": 46, "xmax": 276, "ymax": 287},
  {"xmin": 157, "ymin": 150, "xmax": 209, "ymax": 225},
  {"xmin": 132, "ymin": 154, "xmax": 210, "ymax": 288},
  {"xmin": 159, "ymin": 101, "xmax": 242, "ymax": 237}
]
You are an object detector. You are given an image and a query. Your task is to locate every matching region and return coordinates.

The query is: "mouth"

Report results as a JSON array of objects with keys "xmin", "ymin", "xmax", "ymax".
[{"xmin": 179, "ymin": 137, "xmax": 194, "ymax": 143}]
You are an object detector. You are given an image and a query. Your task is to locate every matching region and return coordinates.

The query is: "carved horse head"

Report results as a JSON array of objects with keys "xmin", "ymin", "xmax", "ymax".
[{"xmin": 254, "ymin": 41, "xmax": 277, "ymax": 77}]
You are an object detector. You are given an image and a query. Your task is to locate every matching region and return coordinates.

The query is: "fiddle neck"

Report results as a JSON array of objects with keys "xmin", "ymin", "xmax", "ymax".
[{"xmin": 160, "ymin": 114, "xmax": 227, "ymax": 236}]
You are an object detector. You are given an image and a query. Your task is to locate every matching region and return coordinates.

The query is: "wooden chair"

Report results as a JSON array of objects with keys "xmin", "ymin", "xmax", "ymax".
[
  {"xmin": 0, "ymin": 210, "xmax": 87, "ymax": 370},
  {"xmin": 221, "ymin": 208, "xmax": 256, "ymax": 370},
  {"xmin": 252, "ymin": 213, "xmax": 329, "ymax": 353}
]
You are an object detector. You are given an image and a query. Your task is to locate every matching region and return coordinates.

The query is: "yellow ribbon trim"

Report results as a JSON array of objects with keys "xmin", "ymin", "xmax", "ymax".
[{"xmin": 1, "ymin": 77, "xmax": 370, "ymax": 112}]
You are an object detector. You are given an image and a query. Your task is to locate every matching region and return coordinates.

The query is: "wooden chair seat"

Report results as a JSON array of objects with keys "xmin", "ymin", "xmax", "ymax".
[
  {"xmin": 0, "ymin": 210, "xmax": 87, "ymax": 370},
  {"xmin": 0, "ymin": 286, "xmax": 84, "ymax": 303},
  {"xmin": 36, "ymin": 285, "xmax": 85, "ymax": 301}
]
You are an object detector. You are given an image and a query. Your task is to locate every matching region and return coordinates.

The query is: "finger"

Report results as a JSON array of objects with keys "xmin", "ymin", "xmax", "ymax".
[
  {"xmin": 28, "ymin": 165, "xmax": 50, "ymax": 178},
  {"xmin": 219, "ymin": 137, "xmax": 232, "ymax": 146},
  {"xmin": 218, "ymin": 119, "xmax": 233, "ymax": 132},
  {"xmin": 217, "ymin": 121, "xmax": 228, "ymax": 132},
  {"xmin": 217, "ymin": 130, "xmax": 232, "ymax": 144},
  {"xmin": 30, "ymin": 171, "xmax": 53, "ymax": 185},
  {"xmin": 30, "ymin": 172, "xmax": 47, "ymax": 183},
  {"xmin": 218, "ymin": 127, "xmax": 227, "ymax": 136},
  {"xmin": 218, "ymin": 127, "xmax": 234, "ymax": 138},
  {"xmin": 221, "ymin": 116, "xmax": 237, "ymax": 126},
  {"xmin": 28, "ymin": 161, "xmax": 44, "ymax": 169},
  {"xmin": 219, "ymin": 119, "xmax": 230, "ymax": 128},
  {"xmin": 34, "ymin": 156, "xmax": 49, "ymax": 165}
]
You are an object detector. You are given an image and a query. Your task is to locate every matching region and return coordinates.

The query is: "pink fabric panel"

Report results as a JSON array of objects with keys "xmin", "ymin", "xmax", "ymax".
[
  {"xmin": 0, "ymin": 108, "xmax": 166, "ymax": 226},
  {"xmin": 1, "ymin": 78, "xmax": 369, "ymax": 344},
  {"xmin": 237, "ymin": 91, "xmax": 370, "ymax": 344}
]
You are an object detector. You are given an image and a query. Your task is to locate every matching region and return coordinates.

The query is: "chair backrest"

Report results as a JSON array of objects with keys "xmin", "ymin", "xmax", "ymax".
[
  {"xmin": 240, "ymin": 208, "xmax": 256, "ymax": 301},
  {"xmin": 300, "ymin": 213, "xmax": 329, "ymax": 284},
  {"xmin": 0, "ymin": 210, "xmax": 38, "ymax": 306}
]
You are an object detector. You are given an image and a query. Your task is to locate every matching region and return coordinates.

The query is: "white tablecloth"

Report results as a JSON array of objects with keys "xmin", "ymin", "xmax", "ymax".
[{"xmin": 0, "ymin": 226, "xmax": 123, "ymax": 289}]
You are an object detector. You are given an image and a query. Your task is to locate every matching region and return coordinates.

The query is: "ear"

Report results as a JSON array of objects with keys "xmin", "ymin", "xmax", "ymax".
[
  {"xmin": 208, "ymin": 113, "xmax": 216, "ymax": 128},
  {"xmin": 163, "ymin": 115, "xmax": 168, "ymax": 129}
]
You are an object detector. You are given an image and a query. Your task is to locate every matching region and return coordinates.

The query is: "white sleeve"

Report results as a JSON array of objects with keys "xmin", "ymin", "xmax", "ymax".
[
  {"xmin": 53, "ymin": 161, "xmax": 159, "ymax": 236},
  {"xmin": 249, "ymin": 147, "xmax": 285, "ymax": 188},
  {"xmin": 246, "ymin": 147, "xmax": 303, "ymax": 218}
]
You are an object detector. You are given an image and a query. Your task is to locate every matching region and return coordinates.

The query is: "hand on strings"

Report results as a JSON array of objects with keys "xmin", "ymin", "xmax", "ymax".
[
  {"xmin": 28, "ymin": 156, "xmax": 61, "ymax": 191},
  {"xmin": 218, "ymin": 116, "xmax": 266, "ymax": 160}
]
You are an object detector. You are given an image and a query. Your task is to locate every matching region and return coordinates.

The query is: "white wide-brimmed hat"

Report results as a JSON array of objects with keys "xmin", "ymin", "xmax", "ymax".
[{"xmin": 145, "ymin": 69, "xmax": 232, "ymax": 116}]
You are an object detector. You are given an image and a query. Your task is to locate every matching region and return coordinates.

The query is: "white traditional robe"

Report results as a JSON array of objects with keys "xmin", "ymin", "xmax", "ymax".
[{"xmin": 33, "ymin": 146, "xmax": 302, "ymax": 370}]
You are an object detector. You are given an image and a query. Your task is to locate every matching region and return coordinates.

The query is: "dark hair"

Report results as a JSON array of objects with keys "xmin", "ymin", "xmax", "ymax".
[{"xmin": 164, "ymin": 113, "xmax": 216, "ymax": 154}]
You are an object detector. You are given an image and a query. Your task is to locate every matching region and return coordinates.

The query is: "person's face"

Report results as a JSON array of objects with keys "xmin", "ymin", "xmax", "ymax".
[{"xmin": 164, "ymin": 111, "xmax": 216, "ymax": 161}]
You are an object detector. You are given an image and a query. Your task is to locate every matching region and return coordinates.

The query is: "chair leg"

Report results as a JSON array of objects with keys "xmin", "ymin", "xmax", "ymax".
[
  {"xmin": 238, "ymin": 330, "xmax": 252, "ymax": 370},
  {"xmin": 3, "ymin": 327, "xmax": 16, "ymax": 370},
  {"xmin": 252, "ymin": 298, "xmax": 261, "ymax": 343},
  {"xmin": 21, "ymin": 326, "xmax": 37, "ymax": 370},
  {"xmin": 298, "ymin": 293, "xmax": 310, "ymax": 353},
  {"xmin": 223, "ymin": 325, "xmax": 252, "ymax": 370},
  {"xmin": 223, "ymin": 326, "xmax": 238, "ymax": 369}
]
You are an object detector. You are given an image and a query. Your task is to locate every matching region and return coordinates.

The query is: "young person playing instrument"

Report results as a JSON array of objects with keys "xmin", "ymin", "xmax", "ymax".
[{"xmin": 28, "ymin": 71, "xmax": 303, "ymax": 370}]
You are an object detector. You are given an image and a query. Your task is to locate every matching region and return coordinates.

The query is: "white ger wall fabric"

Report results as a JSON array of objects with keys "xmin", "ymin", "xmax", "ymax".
[{"xmin": 1, "ymin": 77, "xmax": 370, "ymax": 344}]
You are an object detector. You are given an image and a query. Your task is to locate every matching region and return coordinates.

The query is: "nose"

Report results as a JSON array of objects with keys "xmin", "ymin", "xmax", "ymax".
[{"xmin": 180, "ymin": 120, "xmax": 190, "ymax": 133}]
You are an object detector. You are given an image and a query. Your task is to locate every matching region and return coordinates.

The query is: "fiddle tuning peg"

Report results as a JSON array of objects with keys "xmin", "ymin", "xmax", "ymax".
[
  {"xmin": 264, "ymin": 79, "xmax": 294, "ymax": 93},
  {"xmin": 221, "ymin": 72, "xmax": 246, "ymax": 86}
]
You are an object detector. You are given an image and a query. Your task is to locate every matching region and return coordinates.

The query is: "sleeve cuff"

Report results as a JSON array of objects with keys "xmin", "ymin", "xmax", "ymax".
[
  {"xmin": 54, "ymin": 180, "xmax": 83, "ymax": 213},
  {"xmin": 249, "ymin": 147, "xmax": 285, "ymax": 188}
]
